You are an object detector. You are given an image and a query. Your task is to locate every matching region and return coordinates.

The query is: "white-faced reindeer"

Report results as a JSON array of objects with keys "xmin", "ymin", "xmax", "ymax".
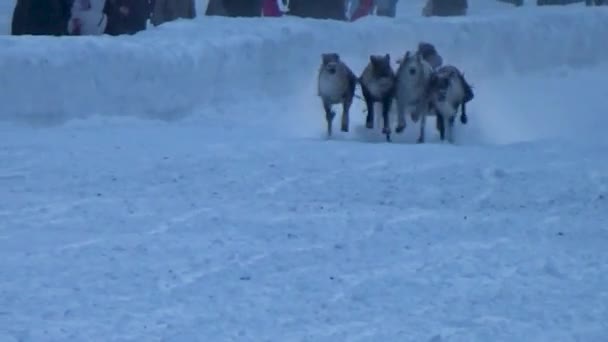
[
  {"xmin": 394, "ymin": 50, "xmax": 435, "ymax": 143},
  {"xmin": 428, "ymin": 65, "xmax": 474, "ymax": 143},
  {"xmin": 317, "ymin": 53, "xmax": 358, "ymax": 137}
]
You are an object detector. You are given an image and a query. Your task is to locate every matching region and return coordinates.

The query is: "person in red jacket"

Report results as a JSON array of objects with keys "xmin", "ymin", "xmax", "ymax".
[
  {"xmin": 262, "ymin": 0, "xmax": 281, "ymax": 17},
  {"xmin": 350, "ymin": 0, "xmax": 374, "ymax": 21}
]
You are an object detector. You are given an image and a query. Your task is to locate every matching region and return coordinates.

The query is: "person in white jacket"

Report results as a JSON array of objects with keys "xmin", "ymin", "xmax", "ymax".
[{"xmin": 68, "ymin": 0, "xmax": 107, "ymax": 35}]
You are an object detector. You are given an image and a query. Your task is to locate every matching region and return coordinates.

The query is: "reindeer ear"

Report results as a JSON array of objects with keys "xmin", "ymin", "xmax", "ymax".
[
  {"xmin": 321, "ymin": 53, "xmax": 330, "ymax": 64},
  {"xmin": 384, "ymin": 54, "xmax": 390, "ymax": 62},
  {"xmin": 405, "ymin": 51, "xmax": 410, "ymax": 60}
]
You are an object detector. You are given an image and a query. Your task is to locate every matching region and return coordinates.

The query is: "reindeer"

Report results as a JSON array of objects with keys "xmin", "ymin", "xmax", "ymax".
[
  {"xmin": 317, "ymin": 53, "xmax": 358, "ymax": 137},
  {"xmin": 359, "ymin": 54, "xmax": 396, "ymax": 142},
  {"xmin": 428, "ymin": 65, "xmax": 474, "ymax": 143},
  {"xmin": 394, "ymin": 50, "xmax": 435, "ymax": 143}
]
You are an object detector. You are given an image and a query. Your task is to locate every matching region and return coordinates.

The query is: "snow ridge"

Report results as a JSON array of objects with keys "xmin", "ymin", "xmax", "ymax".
[{"xmin": 1, "ymin": 7, "xmax": 608, "ymax": 126}]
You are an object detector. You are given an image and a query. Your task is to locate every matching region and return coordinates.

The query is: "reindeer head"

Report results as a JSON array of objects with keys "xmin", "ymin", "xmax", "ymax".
[
  {"xmin": 321, "ymin": 53, "xmax": 341, "ymax": 75},
  {"xmin": 429, "ymin": 73, "xmax": 451, "ymax": 102},
  {"xmin": 417, "ymin": 42, "xmax": 443, "ymax": 69},
  {"xmin": 398, "ymin": 50, "xmax": 427, "ymax": 80},
  {"xmin": 369, "ymin": 54, "xmax": 392, "ymax": 78}
]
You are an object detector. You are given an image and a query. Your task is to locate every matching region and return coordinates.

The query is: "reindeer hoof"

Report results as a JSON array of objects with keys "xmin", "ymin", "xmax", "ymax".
[
  {"xmin": 395, "ymin": 124, "xmax": 406, "ymax": 133},
  {"xmin": 341, "ymin": 125, "xmax": 349, "ymax": 133},
  {"xmin": 417, "ymin": 138, "xmax": 425, "ymax": 144},
  {"xmin": 460, "ymin": 114, "xmax": 468, "ymax": 124},
  {"xmin": 366, "ymin": 121, "xmax": 373, "ymax": 129}
]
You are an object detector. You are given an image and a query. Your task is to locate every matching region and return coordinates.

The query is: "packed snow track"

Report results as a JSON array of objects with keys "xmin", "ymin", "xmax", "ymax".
[{"xmin": 1, "ymin": 4, "xmax": 608, "ymax": 342}]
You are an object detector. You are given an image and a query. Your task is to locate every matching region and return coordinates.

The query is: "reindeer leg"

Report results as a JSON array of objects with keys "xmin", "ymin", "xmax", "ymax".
[
  {"xmin": 436, "ymin": 113, "xmax": 445, "ymax": 141},
  {"xmin": 395, "ymin": 97, "xmax": 407, "ymax": 133},
  {"xmin": 361, "ymin": 87, "xmax": 375, "ymax": 129},
  {"xmin": 460, "ymin": 102, "xmax": 468, "ymax": 124},
  {"xmin": 342, "ymin": 75, "xmax": 357, "ymax": 133},
  {"xmin": 323, "ymin": 101, "xmax": 335, "ymax": 137},
  {"xmin": 365, "ymin": 99, "xmax": 375, "ymax": 129},
  {"xmin": 382, "ymin": 95, "xmax": 393, "ymax": 142},
  {"xmin": 448, "ymin": 115, "xmax": 456, "ymax": 143},
  {"xmin": 341, "ymin": 96, "xmax": 352, "ymax": 133},
  {"xmin": 417, "ymin": 113, "xmax": 426, "ymax": 144}
]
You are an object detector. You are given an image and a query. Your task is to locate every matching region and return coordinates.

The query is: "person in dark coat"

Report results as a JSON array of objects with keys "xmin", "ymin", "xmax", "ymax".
[
  {"xmin": 205, "ymin": 0, "xmax": 228, "ymax": 16},
  {"xmin": 223, "ymin": 0, "xmax": 262, "ymax": 17},
  {"xmin": 205, "ymin": 0, "xmax": 262, "ymax": 17},
  {"xmin": 422, "ymin": 0, "xmax": 467, "ymax": 17},
  {"xmin": 11, "ymin": 0, "xmax": 72, "ymax": 36},
  {"xmin": 151, "ymin": 0, "xmax": 196, "ymax": 26},
  {"xmin": 103, "ymin": 0, "xmax": 151, "ymax": 35},
  {"xmin": 288, "ymin": 0, "xmax": 346, "ymax": 21}
]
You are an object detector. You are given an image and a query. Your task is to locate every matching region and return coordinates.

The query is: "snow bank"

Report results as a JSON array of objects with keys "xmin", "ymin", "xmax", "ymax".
[{"xmin": 1, "ymin": 7, "xmax": 608, "ymax": 129}]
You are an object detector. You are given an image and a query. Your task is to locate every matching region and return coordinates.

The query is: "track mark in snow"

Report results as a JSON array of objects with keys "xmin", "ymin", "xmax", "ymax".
[
  {"xmin": 386, "ymin": 210, "xmax": 435, "ymax": 225},
  {"xmin": 0, "ymin": 173, "xmax": 26, "ymax": 181},
  {"xmin": 256, "ymin": 176, "xmax": 301, "ymax": 195},
  {"xmin": 312, "ymin": 160, "xmax": 389, "ymax": 186},
  {"xmin": 161, "ymin": 244, "xmax": 332, "ymax": 291},
  {"xmin": 473, "ymin": 167, "xmax": 505, "ymax": 207},
  {"xmin": 159, "ymin": 251, "xmax": 270, "ymax": 291},
  {"xmin": 58, "ymin": 238, "xmax": 104, "ymax": 251},
  {"xmin": 588, "ymin": 171, "xmax": 607, "ymax": 200},
  {"xmin": 147, "ymin": 207, "xmax": 212, "ymax": 235},
  {"xmin": 256, "ymin": 161, "xmax": 388, "ymax": 195}
]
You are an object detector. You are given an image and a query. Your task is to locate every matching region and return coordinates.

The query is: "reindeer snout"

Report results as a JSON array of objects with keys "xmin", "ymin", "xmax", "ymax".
[
  {"xmin": 326, "ymin": 62, "xmax": 338, "ymax": 75},
  {"xmin": 408, "ymin": 68, "xmax": 417, "ymax": 76}
]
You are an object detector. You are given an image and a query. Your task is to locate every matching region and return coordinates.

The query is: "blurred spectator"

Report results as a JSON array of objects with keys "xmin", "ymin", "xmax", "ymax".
[
  {"xmin": 205, "ymin": 0, "xmax": 262, "ymax": 17},
  {"xmin": 224, "ymin": 0, "xmax": 263, "ymax": 17},
  {"xmin": 350, "ymin": 0, "xmax": 373, "ymax": 21},
  {"xmin": 151, "ymin": 0, "xmax": 196, "ymax": 26},
  {"xmin": 103, "ymin": 0, "xmax": 151, "ymax": 35},
  {"xmin": 289, "ymin": 0, "xmax": 346, "ymax": 21},
  {"xmin": 375, "ymin": 0, "xmax": 398, "ymax": 17},
  {"xmin": 11, "ymin": 0, "xmax": 72, "ymax": 36},
  {"xmin": 422, "ymin": 0, "xmax": 468, "ymax": 17},
  {"xmin": 205, "ymin": 0, "xmax": 228, "ymax": 16},
  {"xmin": 68, "ymin": 0, "xmax": 107, "ymax": 35},
  {"xmin": 496, "ymin": 0, "xmax": 523, "ymax": 6},
  {"xmin": 262, "ymin": 0, "xmax": 282, "ymax": 17},
  {"xmin": 537, "ymin": 0, "xmax": 584, "ymax": 4}
]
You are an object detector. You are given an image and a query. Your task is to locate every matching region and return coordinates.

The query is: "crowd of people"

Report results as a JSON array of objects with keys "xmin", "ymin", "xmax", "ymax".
[
  {"xmin": 10, "ymin": 0, "xmax": 402, "ymax": 37},
  {"xmin": 11, "ymin": 0, "xmax": 194, "ymax": 36}
]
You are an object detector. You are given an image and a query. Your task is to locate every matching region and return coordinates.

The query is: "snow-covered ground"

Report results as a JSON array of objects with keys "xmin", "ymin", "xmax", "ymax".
[{"xmin": 2, "ymin": 3, "xmax": 608, "ymax": 342}]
